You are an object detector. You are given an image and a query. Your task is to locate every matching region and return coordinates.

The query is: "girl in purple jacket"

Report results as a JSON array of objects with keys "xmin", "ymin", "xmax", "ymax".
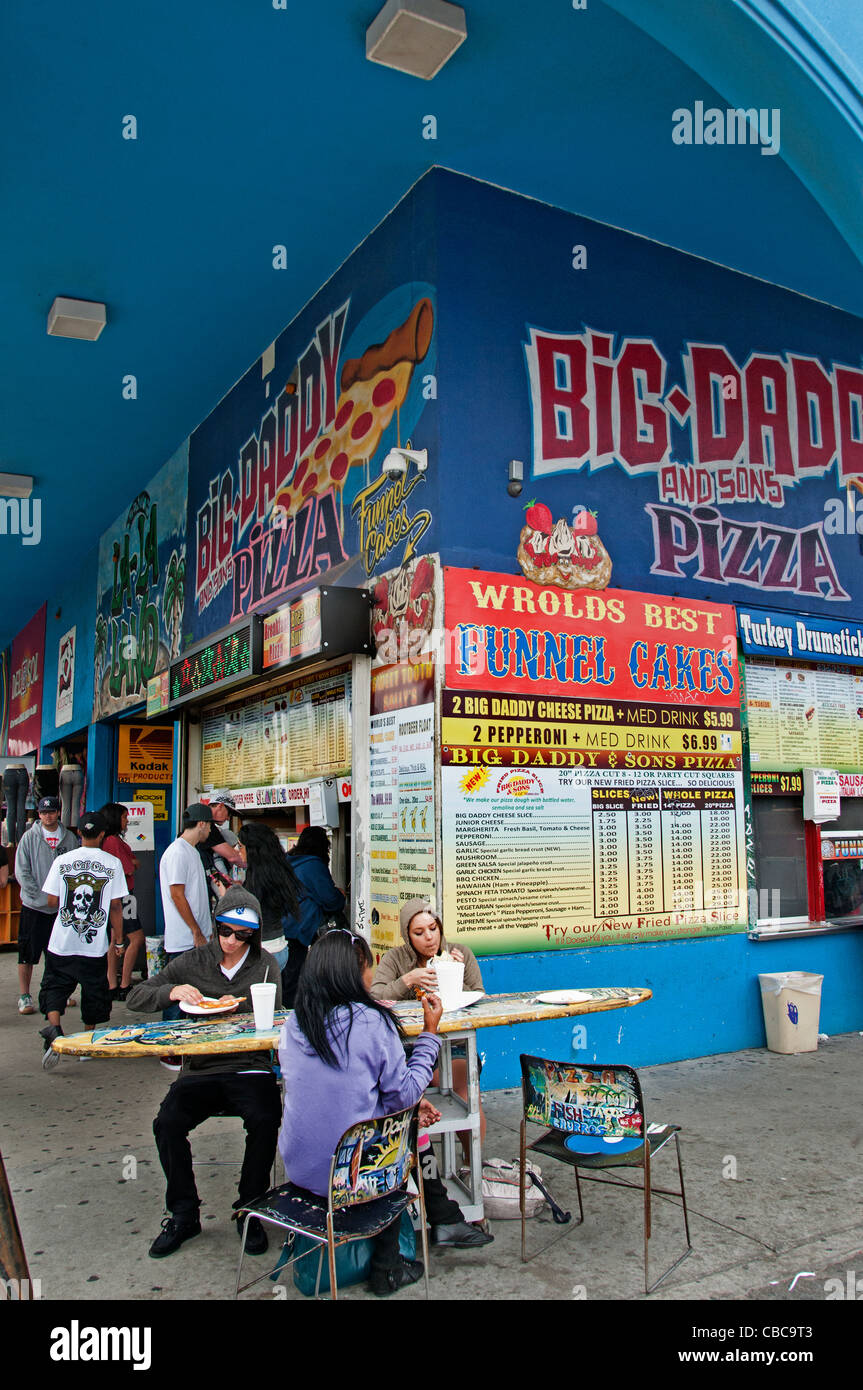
[{"xmin": 278, "ymin": 928, "xmax": 443, "ymax": 1296}]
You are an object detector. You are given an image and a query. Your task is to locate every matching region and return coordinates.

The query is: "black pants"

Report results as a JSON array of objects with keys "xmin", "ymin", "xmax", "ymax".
[
  {"xmin": 280, "ymin": 939, "xmax": 308, "ymax": 1008},
  {"xmin": 369, "ymin": 1153, "xmax": 462, "ymax": 1273},
  {"xmin": 39, "ymin": 951, "xmax": 112, "ymax": 1028},
  {"xmin": 153, "ymin": 1072, "xmax": 282, "ymax": 1222}
]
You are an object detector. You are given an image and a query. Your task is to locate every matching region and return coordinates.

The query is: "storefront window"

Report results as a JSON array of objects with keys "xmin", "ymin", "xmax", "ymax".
[
  {"xmin": 821, "ymin": 801, "xmax": 863, "ymax": 920},
  {"xmin": 751, "ymin": 797, "xmax": 808, "ymax": 920}
]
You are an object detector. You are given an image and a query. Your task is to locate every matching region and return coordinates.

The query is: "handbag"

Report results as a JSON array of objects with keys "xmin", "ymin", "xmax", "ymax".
[
  {"xmin": 284, "ymin": 1209, "xmax": 416, "ymax": 1296},
  {"xmin": 481, "ymin": 1158, "xmax": 572, "ymax": 1224}
]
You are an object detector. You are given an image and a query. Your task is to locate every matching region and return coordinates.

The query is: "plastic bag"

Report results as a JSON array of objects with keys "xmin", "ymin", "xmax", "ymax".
[{"xmin": 285, "ymin": 1209, "xmax": 416, "ymax": 1296}]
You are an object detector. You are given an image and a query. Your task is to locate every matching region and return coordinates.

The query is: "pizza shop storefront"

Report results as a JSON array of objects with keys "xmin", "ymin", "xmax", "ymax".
[{"xmin": 151, "ymin": 588, "xmax": 374, "ymax": 908}]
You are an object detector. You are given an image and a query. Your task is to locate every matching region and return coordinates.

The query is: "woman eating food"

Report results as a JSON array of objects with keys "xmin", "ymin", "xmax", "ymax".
[
  {"xmin": 369, "ymin": 898, "xmax": 487, "ymax": 1159},
  {"xmin": 278, "ymin": 926, "xmax": 443, "ymax": 1296}
]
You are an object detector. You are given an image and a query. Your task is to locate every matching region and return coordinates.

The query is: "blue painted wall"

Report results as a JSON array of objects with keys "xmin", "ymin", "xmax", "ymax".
[
  {"xmin": 427, "ymin": 171, "xmax": 863, "ymax": 1086},
  {"xmin": 476, "ymin": 929, "xmax": 863, "ymax": 1089},
  {"xmin": 41, "ymin": 545, "xmax": 97, "ymax": 749}
]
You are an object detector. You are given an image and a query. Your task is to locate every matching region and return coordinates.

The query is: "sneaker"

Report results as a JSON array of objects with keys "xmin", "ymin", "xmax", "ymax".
[
  {"xmin": 148, "ymin": 1215, "xmax": 202, "ymax": 1259},
  {"xmin": 368, "ymin": 1256, "xmax": 425, "ymax": 1297},
  {"xmin": 432, "ymin": 1220, "xmax": 494, "ymax": 1249},
  {"xmin": 159, "ymin": 1056, "xmax": 182, "ymax": 1072},
  {"xmin": 116, "ymin": 987, "xmax": 129, "ymax": 1002},
  {"xmin": 39, "ymin": 1023, "xmax": 64, "ymax": 1071},
  {"xmin": 237, "ymin": 1215, "xmax": 269, "ymax": 1256},
  {"xmin": 17, "ymin": 994, "xmax": 36, "ymax": 1015}
]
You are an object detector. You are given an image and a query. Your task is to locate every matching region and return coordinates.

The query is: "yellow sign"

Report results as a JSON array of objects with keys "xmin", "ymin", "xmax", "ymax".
[
  {"xmin": 441, "ymin": 715, "xmax": 741, "ymax": 758},
  {"xmin": 134, "ymin": 788, "xmax": 167, "ymax": 820}
]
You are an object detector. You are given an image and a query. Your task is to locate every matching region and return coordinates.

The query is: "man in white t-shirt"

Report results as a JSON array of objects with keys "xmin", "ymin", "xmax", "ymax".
[
  {"xmin": 159, "ymin": 805, "xmax": 213, "ymax": 956},
  {"xmin": 38, "ymin": 810, "xmax": 128, "ymax": 1069}
]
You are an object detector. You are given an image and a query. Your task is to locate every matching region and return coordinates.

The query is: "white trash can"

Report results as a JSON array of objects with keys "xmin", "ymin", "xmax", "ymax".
[{"xmin": 758, "ymin": 972, "xmax": 823, "ymax": 1054}]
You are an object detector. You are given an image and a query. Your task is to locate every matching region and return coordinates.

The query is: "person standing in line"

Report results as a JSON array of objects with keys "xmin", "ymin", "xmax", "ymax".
[
  {"xmin": 159, "ymin": 805, "xmax": 214, "ymax": 1029},
  {"xmin": 38, "ymin": 810, "xmax": 127, "ymax": 1069},
  {"xmin": 238, "ymin": 822, "xmax": 301, "ymax": 987},
  {"xmin": 100, "ymin": 802, "xmax": 144, "ymax": 1001},
  {"xmin": 160, "ymin": 805, "xmax": 214, "ymax": 959},
  {"xmin": 283, "ymin": 826, "xmax": 346, "ymax": 1007},
  {"xmin": 14, "ymin": 796, "xmax": 78, "ymax": 1015},
  {"xmin": 197, "ymin": 793, "xmax": 245, "ymax": 877}
]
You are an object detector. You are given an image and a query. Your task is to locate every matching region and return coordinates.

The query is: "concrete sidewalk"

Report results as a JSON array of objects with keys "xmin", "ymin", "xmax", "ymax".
[{"xmin": 2, "ymin": 947, "xmax": 861, "ymax": 1303}]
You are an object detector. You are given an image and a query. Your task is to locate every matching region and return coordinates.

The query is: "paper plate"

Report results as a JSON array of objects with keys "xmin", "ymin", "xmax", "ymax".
[
  {"xmin": 536, "ymin": 990, "xmax": 592, "ymax": 1005},
  {"xmin": 442, "ymin": 990, "xmax": 485, "ymax": 1012},
  {"xmin": 180, "ymin": 998, "xmax": 243, "ymax": 1016}
]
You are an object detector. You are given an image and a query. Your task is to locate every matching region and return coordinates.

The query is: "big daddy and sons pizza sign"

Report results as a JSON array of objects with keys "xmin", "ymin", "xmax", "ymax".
[{"xmin": 187, "ymin": 281, "xmax": 438, "ymax": 645}]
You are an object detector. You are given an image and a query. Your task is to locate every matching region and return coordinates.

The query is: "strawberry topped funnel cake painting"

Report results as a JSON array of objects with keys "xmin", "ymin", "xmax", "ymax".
[
  {"xmin": 517, "ymin": 501, "xmax": 612, "ymax": 591},
  {"xmin": 271, "ymin": 297, "xmax": 434, "ymax": 530}
]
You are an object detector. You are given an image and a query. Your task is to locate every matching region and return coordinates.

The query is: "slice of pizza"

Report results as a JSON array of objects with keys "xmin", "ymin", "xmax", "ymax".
[{"xmin": 273, "ymin": 297, "xmax": 433, "ymax": 518}]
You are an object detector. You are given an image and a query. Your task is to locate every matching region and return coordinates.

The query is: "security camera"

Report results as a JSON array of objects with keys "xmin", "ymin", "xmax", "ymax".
[
  {"xmin": 382, "ymin": 447, "xmax": 428, "ymax": 479},
  {"xmin": 507, "ymin": 459, "xmax": 524, "ymax": 498}
]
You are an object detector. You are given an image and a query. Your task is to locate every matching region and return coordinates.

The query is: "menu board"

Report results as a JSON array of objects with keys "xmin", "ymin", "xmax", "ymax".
[
  {"xmin": 201, "ymin": 665, "xmax": 351, "ymax": 791},
  {"xmin": 745, "ymin": 658, "xmax": 863, "ymax": 774},
  {"xmin": 369, "ymin": 662, "xmax": 436, "ymax": 955},
  {"xmin": 442, "ymin": 766, "xmax": 746, "ymax": 954},
  {"xmin": 441, "ymin": 572, "xmax": 746, "ymax": 953}
]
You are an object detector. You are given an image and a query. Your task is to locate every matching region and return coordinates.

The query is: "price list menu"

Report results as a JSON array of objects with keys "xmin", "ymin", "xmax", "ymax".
[
  {"xmin": 442, "ymin": 767, "xmax": 747, "ymax": 954},
  {"xmin": 369, "ymin": 702, "xmax": 437, "ymax": 954},
  {"xmin": 746, "ymin": 657, "xmax": 863, "ymax": 773},
  {"xmin": 199, "ymin": 668, "xmax": 351, "ymax": 792}
]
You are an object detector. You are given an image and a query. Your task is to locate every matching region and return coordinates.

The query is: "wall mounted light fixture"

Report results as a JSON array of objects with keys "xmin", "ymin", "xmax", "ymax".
[
  {"xmin": 507, "ymin": 459, "xmax": 524, "ymax": 497},
  {"xmin": 47, "ymin": 297, "xmax": 107, "ymax": 341},
  {"xmin": 0, "ymin": 472, "xmax": 34, "ymax": 498}
]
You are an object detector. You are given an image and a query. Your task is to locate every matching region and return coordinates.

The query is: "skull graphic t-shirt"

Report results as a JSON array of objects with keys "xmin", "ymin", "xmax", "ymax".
[{"xmin": 42, "ymin": 847, "xmax": 128, "ymax": 957}]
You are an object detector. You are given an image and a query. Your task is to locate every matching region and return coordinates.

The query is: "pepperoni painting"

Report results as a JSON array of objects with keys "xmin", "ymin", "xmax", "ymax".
[
  {"xmin": 372, "ymin": 377, "xmax": 396, "ymax": 407},
  {"xmin": 351, "ymin": 411, "xmax": 373, "ymax": 441},
  {"xmin": 330, "ymin": 452, "xmax": 349, "ymax": 482},
  {"xmin": 335, "ymin": 400, "xmax": 354, "ymax": 430},
  {"xmin": 302, "ymin": 471, "xmax": 319, "ymax": 496},
  {"xmin": 314, "ymin": 436, "xmax": 331, "ymax": 460}
]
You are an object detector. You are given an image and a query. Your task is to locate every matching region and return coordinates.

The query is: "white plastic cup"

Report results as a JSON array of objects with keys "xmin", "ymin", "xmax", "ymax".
[
  {"xmin": 250, "ymin": 982, "xmax": 277, "ymax": 1030},
  {"xmin": 433, "ymin": 959, "xmax": 464, "ymax": 1010}
]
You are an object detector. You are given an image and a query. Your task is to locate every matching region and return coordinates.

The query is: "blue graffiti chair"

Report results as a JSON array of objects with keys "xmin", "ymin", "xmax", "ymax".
[
  {"xmin": 519, "ymin": 1054, "xmax": 691, "ymax": 1294},
  {"xmin": 235, "ymin": 1104, "xmax": 428, "ymax": 1300}
]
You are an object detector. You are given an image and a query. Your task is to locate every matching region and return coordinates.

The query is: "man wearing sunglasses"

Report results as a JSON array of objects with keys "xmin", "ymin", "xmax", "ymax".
[{"xmin": 127, "ymin": 887, "xmax": 283, "ymax": 1259}]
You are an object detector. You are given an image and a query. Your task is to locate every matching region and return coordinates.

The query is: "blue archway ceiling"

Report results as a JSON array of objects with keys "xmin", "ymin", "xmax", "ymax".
[{"xmin": 1, "ymin": 0, "xmax": 861, "ymax": 647}]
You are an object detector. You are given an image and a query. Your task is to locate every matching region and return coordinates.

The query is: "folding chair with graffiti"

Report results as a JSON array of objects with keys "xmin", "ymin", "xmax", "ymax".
[
  {"xmin": 235, "ymin": 1104, "xmax": 429, "ymax": 1300},
  {"xmin": 519, "ymin": 1054, "xmax": 692, "ymax": 1294}
]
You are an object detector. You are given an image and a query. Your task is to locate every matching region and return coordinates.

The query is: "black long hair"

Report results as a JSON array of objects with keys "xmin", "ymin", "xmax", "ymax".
[
  {"xmin": 294, "ymin": 928, "xmax": 404, "ymax": 1068},
  {"xmin": 239, "ymin": 823, "xmax": 300, "ymax": 919},
  {"xmin": 99, "ymin": 802, "xmax": 127, "ymax": 839},
  {"xmin": 289, "ymin": 825, "xmax": 330, "ymax": 861}
]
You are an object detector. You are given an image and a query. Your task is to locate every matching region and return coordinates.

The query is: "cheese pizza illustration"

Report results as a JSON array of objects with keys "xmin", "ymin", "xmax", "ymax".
[
  {"xmin": 517, "ymin": 502, "xmax": 612, "ymax": 591},
  {"xmin": 272, "ymin": 297, "xmax": 434, "ymax": 523}
]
